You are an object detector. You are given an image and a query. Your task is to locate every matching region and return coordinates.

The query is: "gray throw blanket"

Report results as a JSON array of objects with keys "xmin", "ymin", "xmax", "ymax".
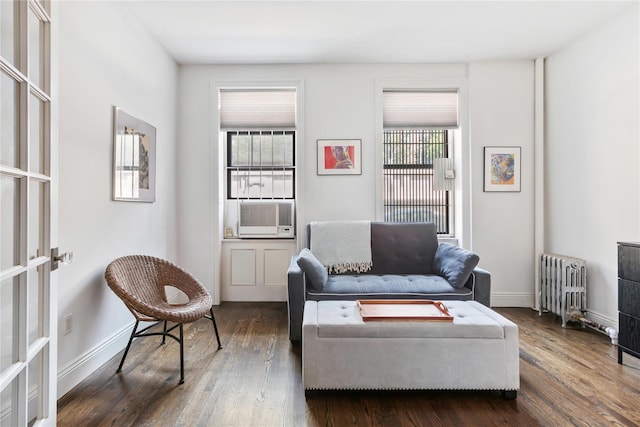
[{"xmin": 310, "ymin": 221, "xmax": 372, "ymax": 273}]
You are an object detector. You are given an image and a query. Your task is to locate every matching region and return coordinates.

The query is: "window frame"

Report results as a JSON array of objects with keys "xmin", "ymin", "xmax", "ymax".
[
  {"xmin": 382, "ymin": 128, "xmax": 452, "ymax": 234},
  {"xmin": 376, "ymin": 80, "xmax": 467, "ymax": 240},
  {"xmin": 225, "ymin": 130, "xmax": 296, "ymax": 200}
]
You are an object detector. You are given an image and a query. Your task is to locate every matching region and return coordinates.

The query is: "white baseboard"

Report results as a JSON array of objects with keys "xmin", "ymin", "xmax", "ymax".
[
  {"xmin": 582, "ymin": 310, "xmax": 619, "ymax": 344},
  {"xmin": 586, "ymin": 310, "xmax": 618, "ymax": 330},
  {"xmin": 490, "ymin": 292, "xmax": 535, "ymax": 307},
  {"xmin": 490, "ymin": 293, "xmax": 618, "ymax": 329},
  {"xmin": 57, "ymin": 321, "xmax": 133, "ymax": 398}
]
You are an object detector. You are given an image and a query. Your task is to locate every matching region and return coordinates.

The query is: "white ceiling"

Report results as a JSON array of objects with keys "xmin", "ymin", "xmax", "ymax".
[{"xmin": 121, "ymin": 1, "xmax": 637, "ymax": 64}]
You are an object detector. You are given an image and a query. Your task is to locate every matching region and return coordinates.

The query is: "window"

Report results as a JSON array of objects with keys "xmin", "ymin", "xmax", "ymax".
[
  {"xmin": 220, "ymin": 89, "xmax": 296, "ymax": 200},
  {"xmin": 227, "ymin": 131, "xmax": 295, "ymax": 199},
  {"xmin": 382, "ymin": 90, "xmax": 458, "ymax": 234}
]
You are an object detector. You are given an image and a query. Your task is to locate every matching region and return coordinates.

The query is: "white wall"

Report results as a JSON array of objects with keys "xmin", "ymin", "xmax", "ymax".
[
  {"xmin": 469, "ymin": 61, "xmax": 536, "ymax": 307},
  {"xmin": 57, "ymin": 2, "xmax": 178, "ymax": 396},
  {"xmin": 177, "ymin": 62, "xmax": 536, "ymax": 306},
  {"xmin": 545, "ymin": 6, "xmax": 640, "ymax": 326}
]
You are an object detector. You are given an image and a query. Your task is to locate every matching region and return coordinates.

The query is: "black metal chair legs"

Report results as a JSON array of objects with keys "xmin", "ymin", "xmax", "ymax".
[
  {"xmin": 207, "ymin": 306, "xmax": 223, "ymax": 350},
  {"xmin": 116, "ymin": 305, "xmax": 222, "ymax": 384}
]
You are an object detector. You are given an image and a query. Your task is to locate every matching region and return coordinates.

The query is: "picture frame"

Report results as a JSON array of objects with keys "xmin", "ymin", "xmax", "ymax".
[
  {"xmin": 317, "ymin": 139, "xmax": 362, "ymax": 175},
  {"xmin": 112, "ymin": 107, "xmax": 156, "ymax": 202},
  {"xmin": 483, "ymin": 146, "xmax": 521, "ymax": 192}
]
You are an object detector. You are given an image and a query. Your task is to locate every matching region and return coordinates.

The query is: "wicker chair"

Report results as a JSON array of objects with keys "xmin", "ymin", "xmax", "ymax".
[{"xmin": 105, "ymin": 255, "xmax": 222, "ymax": 384}]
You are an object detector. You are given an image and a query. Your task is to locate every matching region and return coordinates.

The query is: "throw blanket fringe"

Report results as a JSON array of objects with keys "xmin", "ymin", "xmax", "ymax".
[
  {"xmin": 328, "ymin": 261, "xmax": 372, "ymax": 274},
  {"xmin": 310, "ymin": 221, "xmax": 372, "ymax": 274}
]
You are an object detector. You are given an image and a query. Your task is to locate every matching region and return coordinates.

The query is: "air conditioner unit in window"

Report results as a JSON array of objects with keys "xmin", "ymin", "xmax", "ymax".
[{"xmin": 237, "ymin": 200, "xmax": 295, "ymax": 239}]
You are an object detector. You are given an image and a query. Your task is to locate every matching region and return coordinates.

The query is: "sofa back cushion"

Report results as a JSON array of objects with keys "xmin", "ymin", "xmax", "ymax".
[
  {"xmin": 307, "ymin": 222, "xmax": 439, "ymax": 275},
  {"xmin": 369, "ymin": 222, "xmax": 439, "ymax": 275}
]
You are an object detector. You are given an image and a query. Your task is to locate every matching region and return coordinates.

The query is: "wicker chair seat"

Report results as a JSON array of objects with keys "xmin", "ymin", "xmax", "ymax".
[{"xmin": 106, "ymin": 255, "xmax": 212, "ymax": 322}]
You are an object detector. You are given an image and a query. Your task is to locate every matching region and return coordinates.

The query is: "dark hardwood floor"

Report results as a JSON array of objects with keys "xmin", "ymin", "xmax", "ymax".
[{"xmin": 57, "ymin": 303, "xmax": 640, "ymax": 427}]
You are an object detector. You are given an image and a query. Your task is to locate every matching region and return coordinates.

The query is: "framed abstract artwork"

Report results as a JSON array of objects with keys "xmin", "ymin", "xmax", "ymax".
[
  {"xmin": 317, "ymin": 139, "xmax": 362, "ymax": 175},
  {"xmin": 483, "ymin": 146, "xmax": 521, "ymax": 192},
  {"xmin": 112, "ymin": 107, "xmax": 156, "ymax": 202}
]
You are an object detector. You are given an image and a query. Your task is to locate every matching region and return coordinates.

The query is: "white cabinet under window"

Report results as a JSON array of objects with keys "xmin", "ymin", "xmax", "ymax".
[{"xmin": 221, "ymin": 239, "xmax": 296, "ymax": 301}]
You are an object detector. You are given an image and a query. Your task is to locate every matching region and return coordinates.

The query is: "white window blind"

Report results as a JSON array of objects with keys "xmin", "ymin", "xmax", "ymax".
[
  {"xmin": 220, "ymin": 89, "xmax": 296, "ymax": 129},
  {"xmin": 383, "ymin": 90, "xmax": 459, "ymax": 129}
]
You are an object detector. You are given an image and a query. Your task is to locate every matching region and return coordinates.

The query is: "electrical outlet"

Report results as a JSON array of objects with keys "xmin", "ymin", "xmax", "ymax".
[{"xmin": 64, "ymin": 313, "xmax": 73, "ymax": 335}]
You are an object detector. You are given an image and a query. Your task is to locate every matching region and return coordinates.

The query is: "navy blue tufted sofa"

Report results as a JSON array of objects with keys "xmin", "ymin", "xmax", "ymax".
[{"xmin": 287, "ymin": 222, "xmax": 491, "ymax": 342}]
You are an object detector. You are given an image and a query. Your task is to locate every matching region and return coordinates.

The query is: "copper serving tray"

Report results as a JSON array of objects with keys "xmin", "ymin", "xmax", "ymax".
[{"xmin": 356, "ymin": 299, "xmax": 453, "ymax": 322}]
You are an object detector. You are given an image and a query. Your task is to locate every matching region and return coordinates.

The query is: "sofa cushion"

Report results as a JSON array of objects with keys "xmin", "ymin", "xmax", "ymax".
[
  {"xmin": 297, "ymin": 248, "xmax": 328, "ymax": 291},
  {"xmin": 369, "ymin": 222, "xmax": 439, "ymax": 275},
  {"xmin": 432, "ymin": 243, "xmax": 479, "ymax": 289},
  {"xmin": 308, "ymin": 274, "xmax": 472, "ymax": 300}
]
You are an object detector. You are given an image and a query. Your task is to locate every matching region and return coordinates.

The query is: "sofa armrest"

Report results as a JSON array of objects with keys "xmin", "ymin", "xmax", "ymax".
[
  {"xmin": 466, "ymin": 267, "xmax": 491, "ymax": 307},
  {"xmin": 287, "ymin": 255, "xmax": 306, "ymax": 342}
]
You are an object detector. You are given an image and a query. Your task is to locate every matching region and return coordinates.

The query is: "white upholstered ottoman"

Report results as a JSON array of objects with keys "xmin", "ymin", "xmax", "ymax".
[{"xmin": 302, "ymin": 300, "xmax": 519, "ymax": 397}]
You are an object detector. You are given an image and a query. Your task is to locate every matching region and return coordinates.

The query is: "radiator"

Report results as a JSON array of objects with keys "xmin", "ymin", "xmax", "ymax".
[{"xmin": 539, "ymin": 253, "xmax": 587, "ymax": 327}]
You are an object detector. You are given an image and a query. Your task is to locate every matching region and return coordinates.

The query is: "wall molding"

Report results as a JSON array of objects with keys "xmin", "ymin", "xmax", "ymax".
[
  {"xmin": 586, "ymin": 310, "xmax": 618, "ymax": 330},
  {"xmin": 491, "ymin": 292, "xmax": 535, "ymax": 308},
  {"xmin": 57, "ymin": 321, "xmax": 133, "ymax": 398}
]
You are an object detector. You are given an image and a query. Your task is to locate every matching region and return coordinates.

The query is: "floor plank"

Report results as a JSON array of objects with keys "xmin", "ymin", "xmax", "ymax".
[{"xmin": 57, "ymin": 303, "xmax": 640, "ymax": 427}]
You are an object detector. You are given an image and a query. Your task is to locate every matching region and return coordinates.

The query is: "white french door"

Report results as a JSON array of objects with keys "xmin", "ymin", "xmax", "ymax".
[{"xmin": 1, "ymin": 1, "xmax": 56, "ymax": 426}]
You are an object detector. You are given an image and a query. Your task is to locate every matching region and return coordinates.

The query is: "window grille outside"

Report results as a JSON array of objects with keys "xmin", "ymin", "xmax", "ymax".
[
  {"xmin": 383, "ymin": 129, "xmax": 451, "ymax": 234},
  {"xmin": 227, "ymin": 130, "xmax": 295, "ymax": 199}
]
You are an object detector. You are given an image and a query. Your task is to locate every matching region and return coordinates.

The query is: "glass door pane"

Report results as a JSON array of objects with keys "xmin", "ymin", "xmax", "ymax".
[
  {"xmin": 29, "ymin": 94, "xmax": 44, "ymax": 174},
  {"xmin": 0, "ymin": 277, "xmax": 17, "ymax": 372},
  {"xmin": 1, "ymin": 175, "xmax": 20, "ymax": 270},
  {"xmin": 27, "ymin": 351, "xmax": 43, "ymax": 424},
  {"xmin": 28, "ymin": 7, "xmax": 43, "ymax": 89},
  {"xmin": 0, "ymin": 378, "xmax": 19, "ymax": 427},
  {"xmin": 0, "ymin": 71, "xmax": 19, "ymax": 168},
  {"xmin": 0, "ymin": 1, "xmax": 16, "ymax": 66},
  {"xmin": 28, "ymin": 267, "xmax": 42, "ymax": 345},
  {"xmin": 28, "ymin": 180, "xmax": 44, "ymax": 260}
]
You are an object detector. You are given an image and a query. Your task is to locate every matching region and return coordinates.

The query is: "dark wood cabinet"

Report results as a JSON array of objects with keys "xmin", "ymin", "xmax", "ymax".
[{"xmin": 618, "ymin": 241, "xmax": 640, "ymax": 363}]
